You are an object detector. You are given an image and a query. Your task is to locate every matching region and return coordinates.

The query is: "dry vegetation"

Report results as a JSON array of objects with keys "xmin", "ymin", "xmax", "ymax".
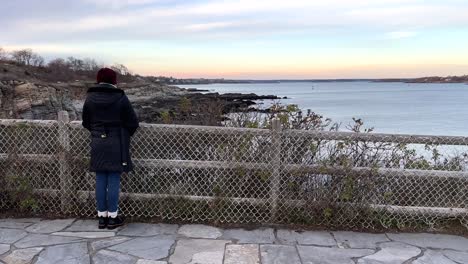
[{"xmin": 0, "ymin": 47, "xmax": 134, "ymax": 83}]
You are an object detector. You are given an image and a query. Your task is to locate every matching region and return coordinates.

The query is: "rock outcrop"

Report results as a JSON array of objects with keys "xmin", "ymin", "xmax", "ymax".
[
  {"xmin": 1, "ymin": 63, "xmax": 280, "ymax": 123},
  {"xmin": 0, "ymin": 80, "xmax": 78, "ymax": 120}
]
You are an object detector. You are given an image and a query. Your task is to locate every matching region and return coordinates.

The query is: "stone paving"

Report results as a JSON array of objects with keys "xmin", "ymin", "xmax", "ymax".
[{"xmin": 0, "ymin": 218, "xmax": 467, "ymax": 264}]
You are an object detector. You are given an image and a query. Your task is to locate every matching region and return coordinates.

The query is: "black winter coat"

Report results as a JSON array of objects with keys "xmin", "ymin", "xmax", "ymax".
[{"xmin": 82, "ymin": 83, "xmax": 139, "ymax": 173}]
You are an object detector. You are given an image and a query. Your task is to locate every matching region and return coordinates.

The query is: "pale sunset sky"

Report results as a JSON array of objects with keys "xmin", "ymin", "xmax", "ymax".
[{"xmin": 2, "ymin": 0, "xmax": 468, "ymax": 79}]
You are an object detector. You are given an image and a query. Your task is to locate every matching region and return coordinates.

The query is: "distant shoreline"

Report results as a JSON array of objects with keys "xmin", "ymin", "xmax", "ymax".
[
  {"xmin": 177, "ymin": 79, "xmax": 376, "ymax": 85},
  {"xmin": 176, "ymin": 78, "xmax": 468, "ymax": 85}
]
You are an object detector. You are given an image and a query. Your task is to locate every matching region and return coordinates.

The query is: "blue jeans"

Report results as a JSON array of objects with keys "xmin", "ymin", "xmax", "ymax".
[{"xmin": 96, "ymin": 172, "xmax": 121, "ymax": 213}]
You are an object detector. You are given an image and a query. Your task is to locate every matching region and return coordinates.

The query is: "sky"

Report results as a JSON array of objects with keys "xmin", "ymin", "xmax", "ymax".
[{"xmin": 2, "ymin": 0, "xmax": 468, "ymax": 79}]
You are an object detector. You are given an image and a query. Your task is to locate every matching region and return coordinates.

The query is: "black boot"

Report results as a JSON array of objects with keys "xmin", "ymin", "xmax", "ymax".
[
  {"xmin": 98, "ymin": 216, "xmax": 108, "ymax": 229},
  {"xmin": 108, "ymin": 215, "xmax": 125, "ymax": 230}
]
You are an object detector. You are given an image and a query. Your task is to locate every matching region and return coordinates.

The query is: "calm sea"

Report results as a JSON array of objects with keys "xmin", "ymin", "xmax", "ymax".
[{"xmin": 178, "ymin": 82, "xmax": 468, "ymax": 136}]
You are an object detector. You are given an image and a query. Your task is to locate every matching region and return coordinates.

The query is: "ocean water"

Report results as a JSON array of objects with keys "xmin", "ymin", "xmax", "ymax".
[{"xmin": 179, "ymin": 81, "xmax": 468, "ymax": 136}]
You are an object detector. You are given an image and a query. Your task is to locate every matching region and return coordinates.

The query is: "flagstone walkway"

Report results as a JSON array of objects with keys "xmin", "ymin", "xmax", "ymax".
[{"xmin": 0, "ymin": 218, "xmax": 467, "ymax": 263}]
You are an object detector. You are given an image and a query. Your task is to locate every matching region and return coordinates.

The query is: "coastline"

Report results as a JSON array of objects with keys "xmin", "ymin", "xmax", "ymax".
[
  {"xmin": 176, "ymin": 81, "xmax": 468, "ymax": 136},
  {"xmin": 172, "ymin": 78, "xmax": 468, "ymax": 85}
]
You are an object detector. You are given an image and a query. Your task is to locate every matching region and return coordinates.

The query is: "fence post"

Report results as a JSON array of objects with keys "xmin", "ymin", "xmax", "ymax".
[
  {"xmin": 58, "ymin": 111, "xmax": 71, "ymax": 213},
  {"xmin": 270, "ymin": 118, "xmax": 282, "ymax": 222}
]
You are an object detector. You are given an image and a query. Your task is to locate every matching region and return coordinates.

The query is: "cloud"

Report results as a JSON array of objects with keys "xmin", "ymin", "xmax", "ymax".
[
  {"xmin": 346, "ymin": 4, "xmax": 468, "ymax": 27},
  {"xmin": 2, "ymin": 0, "xmax": 468, "ymax": 79},
  {"xmin": 21, "ymin": 15, "xmax": 133, "ymax": 33},
  {"xmin": 177, "ymin": 0, "xmax": 425, "ymax": 16},
  {"xmin": 4, "ymin": 0, "xmax": 467, "ymax": 42},
  {"xmin": 80, "ymin": 0, "xmax": 166, "ymax": 9},
  {"xmin": 184, "ymin": 22, "xmax": 237, "ymax": 32},
  {"xmin": 384, "ymin": 31, "xmax": 417, "ymax": 39}
]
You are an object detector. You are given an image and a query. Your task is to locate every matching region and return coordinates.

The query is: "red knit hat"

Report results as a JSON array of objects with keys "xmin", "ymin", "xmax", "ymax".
[{"xmin": 96, "ymin": 68, "xmax": 117, "ymax": 85}]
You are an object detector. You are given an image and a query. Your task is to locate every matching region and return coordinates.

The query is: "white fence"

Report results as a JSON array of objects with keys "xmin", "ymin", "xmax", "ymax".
[{"xmin": 1, "ymin": 111, "xmax": 467, "ymax": 230}]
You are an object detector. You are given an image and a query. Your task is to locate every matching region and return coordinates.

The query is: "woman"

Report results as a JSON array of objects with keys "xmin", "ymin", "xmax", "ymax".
[{"xmin": 82, "ymin": 68, "xmax": 139, "ymax": 229}]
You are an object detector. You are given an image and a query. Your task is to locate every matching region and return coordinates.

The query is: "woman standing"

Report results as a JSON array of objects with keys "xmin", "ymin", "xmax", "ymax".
[{"xmin": 82, "ymin": 68, "xmax": 139, "ymax": 229}]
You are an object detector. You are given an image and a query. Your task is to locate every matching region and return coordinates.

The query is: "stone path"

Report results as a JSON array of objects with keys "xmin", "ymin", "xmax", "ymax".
[{"xmin": 0, "ymin": 218, "xmax": 467, "ymax": 264}]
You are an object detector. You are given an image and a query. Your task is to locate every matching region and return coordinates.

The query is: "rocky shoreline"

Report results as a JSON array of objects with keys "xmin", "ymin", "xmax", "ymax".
[
  {"xmin": 0, "ymin": 80, "xmax": 78, "ymax": 120},
  {"xmin": 121, "ymin": 82, "xmax": 282, "ymax": 123},
  {"xmin": 0, "ymin": 65, "xmax": 281, "ymax": 123},
  {"xmin": 375, "ymin": 76, "xmax": 468, "ymax": 83}
]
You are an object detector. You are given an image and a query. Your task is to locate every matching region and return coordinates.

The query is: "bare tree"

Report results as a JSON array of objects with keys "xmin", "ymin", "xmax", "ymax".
[
  {"xmin": 67, "ymin": 56, "xmax": 85, "ymax": 71},
  {"xmin": 82, "ymin": 58, "xmax": 100, "ymax": 72},
  {"xmin": 47, "ymin": 58, "xmax": 69, "ymax": 71},
  {"xmin": 31, "ymin": 54, "xmax": 45, "ymax": 67},
  {"xmin": 0, "ymin": 47, "xmax": 8, "ymax": 61},
  {"xmin": 111, "ymin": 63, "xmax": 131, "ymax": 76},
  {"xmin": 11, "ymin": 49, "xmax": 34, "ymax": 65}
]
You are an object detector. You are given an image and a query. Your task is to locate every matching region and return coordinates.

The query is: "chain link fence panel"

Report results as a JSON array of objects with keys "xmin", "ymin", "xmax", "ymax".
[{"xmin": 1, "ymin": 114, "xmax": 467, "ymax": 231}]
